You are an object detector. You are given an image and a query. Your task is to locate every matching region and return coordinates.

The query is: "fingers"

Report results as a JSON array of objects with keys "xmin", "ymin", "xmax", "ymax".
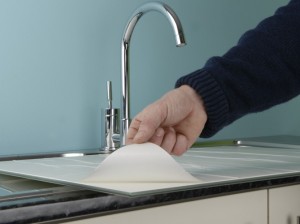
[
  {"xmin": 126, "ymin": 119, "xmax": 138, "ymax": 144},
  {"xmin": 149, "ymin": 127, "xmax": 165, "ymax": 146},
  {"xmin": 127, "ymin": 118, "xmax": 158, "ymax": 144},
  {"xmin": 171, "ymin": 134, "xmax": 189, "ymax": 156},
  {"xmin": 127, "ymin": 102, "xmax": 167, "ymax": 144},
  {"xmin": 128, "ymin": 124, "xmax": 187, "ymax": 156},
  {"xmin": 126, "ymin": 115, "xmax": 160, "ymax": 144},
  {"xmin": 156, "ymin": 128, "xmax": 187, "ymax": 156},
  {"xmin": 159, "ymin": 128, "xmax": 188, "ymax": 155},
  {"xmin": 160, "ymin": 127, "xmax": 176, "ymax": 154}
]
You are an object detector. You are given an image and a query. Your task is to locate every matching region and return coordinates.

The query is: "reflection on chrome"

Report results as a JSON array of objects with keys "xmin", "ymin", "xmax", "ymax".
[{"xmin": 120, "ymin": 2, "xmax": 186, "ymax": 146}]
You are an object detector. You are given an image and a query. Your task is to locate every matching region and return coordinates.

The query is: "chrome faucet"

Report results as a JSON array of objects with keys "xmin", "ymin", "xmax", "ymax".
[{"xmin": 120, "ymin": 1, "xmax": 186, "ymax": 146}]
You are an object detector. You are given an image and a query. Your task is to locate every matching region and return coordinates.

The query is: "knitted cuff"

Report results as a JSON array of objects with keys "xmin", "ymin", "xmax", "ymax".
[{"xmin": 175, "ymin": 70, "xmax": 229, "ymax": 137}]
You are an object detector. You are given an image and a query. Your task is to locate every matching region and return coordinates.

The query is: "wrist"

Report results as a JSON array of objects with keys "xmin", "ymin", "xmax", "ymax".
[
  {"xmin": 178, "ymin": 85, "xmax": 208, "ymax": 121},
  {"xmin": 176, "ymin": 70, "xmax": 229, "ymax": 138}
]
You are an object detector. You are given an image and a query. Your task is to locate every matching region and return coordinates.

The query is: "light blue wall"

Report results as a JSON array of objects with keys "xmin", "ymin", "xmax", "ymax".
[{"xmin": 0, "ymin": 0, "xmax": 293, "ymax": 155}]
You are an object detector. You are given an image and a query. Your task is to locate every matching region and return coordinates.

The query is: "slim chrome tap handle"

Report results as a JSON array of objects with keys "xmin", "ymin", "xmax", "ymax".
[
  {"xmin": 121, "ymin": 2, "xmax": 186, "ymax": 146},
  {"xmin": 107, "ymin": 81, "xmax": 112, "ymax": 110}
]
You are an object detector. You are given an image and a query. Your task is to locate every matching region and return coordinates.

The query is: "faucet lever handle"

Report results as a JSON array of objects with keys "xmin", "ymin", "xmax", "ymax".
[{"xmin": 106, "ymin": 81, "xmax": 112, "ymax": 109}]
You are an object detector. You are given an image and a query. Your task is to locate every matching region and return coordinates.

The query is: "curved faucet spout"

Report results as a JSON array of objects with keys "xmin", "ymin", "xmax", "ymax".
[{"xmin": 121, "ymin": 2, "xmax": 186, "ymax": 145}]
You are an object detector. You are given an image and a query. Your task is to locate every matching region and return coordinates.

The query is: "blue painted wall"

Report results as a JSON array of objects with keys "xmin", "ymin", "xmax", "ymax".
[{"xmin": 0, "ymin": 0, "xmax": 293, "ymax": 155}]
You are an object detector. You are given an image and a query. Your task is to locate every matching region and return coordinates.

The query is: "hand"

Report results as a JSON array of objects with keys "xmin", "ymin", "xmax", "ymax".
[{"xmin": 126, "ymin": 85, "xmax": 207, "ymax": 155}]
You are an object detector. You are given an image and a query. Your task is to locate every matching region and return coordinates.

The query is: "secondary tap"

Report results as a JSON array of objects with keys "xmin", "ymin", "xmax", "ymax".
[{"xmin": 120, "ymin": 1, "xmax": 186, "ymax": 146}]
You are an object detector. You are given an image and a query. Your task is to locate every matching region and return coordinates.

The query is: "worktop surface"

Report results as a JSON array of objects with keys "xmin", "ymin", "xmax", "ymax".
[{"xmin": 1, "ymin": 137, "xmax": 300, "ymax": 223}]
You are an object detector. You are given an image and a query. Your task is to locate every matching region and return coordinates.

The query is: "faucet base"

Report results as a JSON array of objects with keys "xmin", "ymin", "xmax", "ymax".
[
  {"xmin": 101, "ymin": 108, "xmax": 120, "ymax": 151},
  {"xmin": 98, "ymin": 147, "xmax": 117, "ymax": 154}
]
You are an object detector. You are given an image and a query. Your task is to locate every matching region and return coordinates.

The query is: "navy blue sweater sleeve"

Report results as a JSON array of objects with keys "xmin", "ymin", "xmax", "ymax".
[{"xmin": 176, "ymin": 0, "xmax": 300, "ymax": 138}]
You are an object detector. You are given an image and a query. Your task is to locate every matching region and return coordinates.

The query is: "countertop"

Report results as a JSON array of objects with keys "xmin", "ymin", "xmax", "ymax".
[{"xmin": 1, "ymin": 135, "xmax": 300, "ymax": 223}]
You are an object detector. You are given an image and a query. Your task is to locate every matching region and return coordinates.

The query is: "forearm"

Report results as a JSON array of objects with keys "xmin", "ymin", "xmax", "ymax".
[{"xmin": 176, "ymin": 0, "xmax": 300, "ymax": 137}]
